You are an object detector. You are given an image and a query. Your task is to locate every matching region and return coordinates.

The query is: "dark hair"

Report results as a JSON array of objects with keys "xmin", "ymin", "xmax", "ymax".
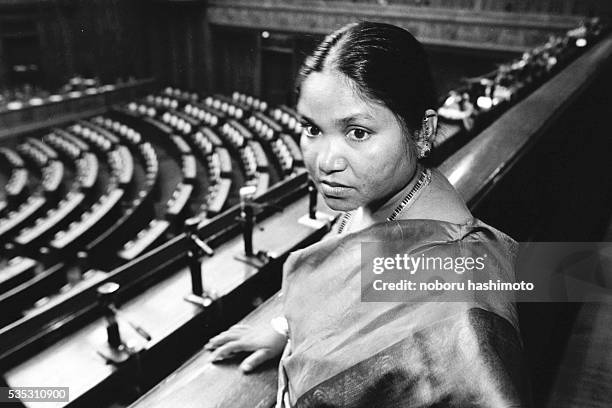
[{"xmin": 296, "ymin": 21, "xmax": 437, "ymax": 134}]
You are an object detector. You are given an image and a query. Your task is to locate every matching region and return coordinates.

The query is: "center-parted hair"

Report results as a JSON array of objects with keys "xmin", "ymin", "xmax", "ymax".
[{"xmin": 296, "ymin": 21, "xmax": 437, "ymax": 134}]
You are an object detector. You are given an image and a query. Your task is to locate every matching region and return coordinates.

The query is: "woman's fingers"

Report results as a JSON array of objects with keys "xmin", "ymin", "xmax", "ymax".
[
  {"xmin": 205, "ymin": 324, "xmax": 286, "ymax": 372},
  {"xmin": 204, "ymin": 334, "xmax": 234, "ymax": 350},
  {"xmin": 239, "ymin": 349, "xmax": 272, "ymax": 373},
  {"xmin": 210, "ymin": 340, "xmax": 249, "ymax": 362},
  {"xmin": 205, "ymin": 326, "xmax": 249, "ymax": 350}
]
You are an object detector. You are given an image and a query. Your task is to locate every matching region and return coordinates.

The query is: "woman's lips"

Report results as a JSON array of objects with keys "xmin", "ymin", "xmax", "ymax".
[{"xmin": 319, "ymin": 180, "xmax": 352, "ymax": 197}]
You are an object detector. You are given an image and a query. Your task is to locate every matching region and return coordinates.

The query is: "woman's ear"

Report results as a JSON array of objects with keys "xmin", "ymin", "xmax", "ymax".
[{"xmin": 415, "ymin": 109, "xmax": 437, "ymax": 158}]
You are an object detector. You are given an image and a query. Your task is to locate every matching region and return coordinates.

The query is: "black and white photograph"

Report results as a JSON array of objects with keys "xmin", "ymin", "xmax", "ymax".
[{"xmin": 1, "ymin": 1, "xmax": 611, "ymax": 407}]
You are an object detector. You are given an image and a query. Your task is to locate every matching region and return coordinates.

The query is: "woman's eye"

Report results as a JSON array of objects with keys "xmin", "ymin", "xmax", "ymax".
[
  {"xmin": 347, "ymin": 128, "xmax": 371, "ymax": 141},
  {"xmin": 303, "ymin": 124, "xmax": 321, "ymax": 137}
]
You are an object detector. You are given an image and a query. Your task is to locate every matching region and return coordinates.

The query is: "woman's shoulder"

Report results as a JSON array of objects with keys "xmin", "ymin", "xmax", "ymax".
[{"xmin": 405, "ymin": 168, "xmax": 472, "ymax": 225}]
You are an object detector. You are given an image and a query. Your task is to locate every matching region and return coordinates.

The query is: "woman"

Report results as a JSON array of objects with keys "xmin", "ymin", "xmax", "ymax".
[{"xmin": 206, "ymin": 22, "xmax": 528, "ymax": 407}]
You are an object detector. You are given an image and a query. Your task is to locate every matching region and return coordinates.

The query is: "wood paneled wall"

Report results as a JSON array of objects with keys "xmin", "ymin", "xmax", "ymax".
[
  {"xmin": 248, "ymin": 0, "xmax": 612, "ymax": 16},
  {"xmin": 194, "ymin": 0, "xmax": 610, "ymax": 99},
  {"xmin": 205, "ymin": 0, "xmax": 585, "ymax": 53},
  {"xmin": 2, "ymin": 0, "xmax": 611, "ymax": 98},
  {"xmin": 147, "ymin": 1, "xmax": 209, "ymax": 93},
  {"xmin": 0, "ymin": 0, "xmax": 151, "ymax": 90}
]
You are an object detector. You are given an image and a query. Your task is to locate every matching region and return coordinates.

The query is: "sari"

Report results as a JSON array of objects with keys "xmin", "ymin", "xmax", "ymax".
[{"xmin": 276, "ymin": 218, "xmax": 529, "ymax": 407}]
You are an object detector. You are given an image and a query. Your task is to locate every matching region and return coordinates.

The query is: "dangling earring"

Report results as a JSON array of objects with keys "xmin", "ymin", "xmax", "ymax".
[
  {"xmin": 417, "ymin": 140, "xmax": 432, "ymax": 159},
  {"xmin": 416, "ymin": 117, "xmax": 432, "ymax": 159},
  {"xmin": 416, "ymin": 141, "xmax": 431, "ymax": 158},
  {"xmin": 416, "ymin": 110, "xmax": 437, "ymax": 159}
]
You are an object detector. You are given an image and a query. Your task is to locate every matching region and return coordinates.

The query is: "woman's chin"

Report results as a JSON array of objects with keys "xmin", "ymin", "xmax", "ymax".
[{"xmin": 322, "ymin": 195, "xmax": 358, "ymax": 212}]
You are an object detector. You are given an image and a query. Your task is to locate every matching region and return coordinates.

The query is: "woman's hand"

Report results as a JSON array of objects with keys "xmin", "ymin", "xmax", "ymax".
[{"xmin": 204, "ymin": 324, "xmax": 287, "ymax": 373}]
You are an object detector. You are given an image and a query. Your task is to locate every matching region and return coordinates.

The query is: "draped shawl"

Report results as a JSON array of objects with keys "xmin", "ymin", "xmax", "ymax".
[{"xmin": 277, "ymin": 218, "xmax": 529, "ymax": 407}]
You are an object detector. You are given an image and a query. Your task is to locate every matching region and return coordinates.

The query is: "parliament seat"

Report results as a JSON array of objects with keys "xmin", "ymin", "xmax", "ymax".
[
  {"xmin": 42, "ymin": 133, "xmax": 82, "ymax": 161},
  {"xmin": 75, "ymin": 153, "xmax": 99, "ymax": 190},
  {"xmin": 0, "ymin": 147, "xmax": 25, "ymax": 169},
  {"xmin": 240, "ymin": 143, "xmax": 259, "ymax": 178},
  {"xmin": 216, "ymin": 93, "xmax": 250, "ymax": 117},
  {"xmin": 0, "ymin": 148, "xmax": 28, "ymax": 206},
  {"xmin": 205, "ymin": 94, "xmax": 246, "ymax": 120},
  {"xmin": 219, "ymin": 121, "xmax": 246, "ymax": 148},
  {"xmin": 199, "ymin": 127, "xmax": 223, "ymax": 148},
  {"xmin": 69, "ymin": 123, "xmax": 115, "ymax": 152},
  {"xmin": 18, "ymin": 141, "xmax": 51, "ymax": 169},
  {"xmin": 161, "ymin": 110, "xmax": 197, "ymax": 136},
  {"xmin": 40, "ymin": 160, "xmax": 64, "ymax": 194},
  {"xmin": 118, "ymin": 218, "xmax": 170, "ymax": 261},
  {"xmin": 165, "ymin": 183, "xmax": 194, "ymax": 219},
  {"xmin": 232, "ymin": 91, "xmax": 268, "ymax": 113},
  {"xmin": 184, "ymin": 102, "xmax": 224, "ymax": 128},
  {"xmin": 172, "ymin": 135, "xmax": 193, "ymax": 156},
  {"xmin": 181, "ymin": 154, "xmax": 197, "ymax": 182},
  {"xmin": 145, "ymin": 93, "xmax": 179, "ymax": 112},
  {"xmin": 163, "ymin": 87, "xmax": 198, "ymax": 103},
  {"xmin": 0, "ymin": 196, "xmax": 47, "ymax": 240},
  {"xmin": 139, "ymin": 142, "xmax": 160, "ymax": 189},
  {"xmin": 190, "ymin": 130, "xmax": 215, "ymax": 157},
  {"xmin": 50, "ymin": 187, "xmax": 124, "ymax": 253},
  {"xmin": 247, "ymin": 111, "xmax": 282, "ymax": 141},
  {"xmin": 127, "ymin": 100, "xmax": 159, "ymax": 121},
  {"xmin": 248, "ymin": 141, "xmax": 269, "ymax": 171},
  {"xmin": 0, "ymin": 256, "xmax": 39, "ymax": 294},
  {"xmin": 227, "ymin": 119, "xmax": 253, "ymax": 141},
  {"xmin": 50, "ymin": 129, "xmax": 90, "ymax": 153},
  {"xmin": 204, "ymin": 178, "xmax": 232, "ymax": 215},
  {"xmin": 91, "ymin": 117, "xmax": 143, "ymax": 146},
  {"xmin": 280, "ymin": 134, "xmax": 303, "ymax": 167},
  {"xmin": 13, "ymin": 191, "xmax": 85, "ymax": 248},
  {"xmin": 270, "ymin": 138, "xmax": 295, "ymax": 176},
  {"xmin": 107, "ymin": 146, "xmax": 135, "ymax": 187},
  {"xmin": 26, "ymin": 138, "xmax": 59, "ymax": 162},
  {"xmin": 271, "ymin": 105, "xmax": 302, "ymax": 137},
  {"xmin": 5, "ymin": 168, "xmax": 28, "ymax": 200},
  {"xmin": 206, "ymin": 149, "xmax": 231, "ymax": 181}
]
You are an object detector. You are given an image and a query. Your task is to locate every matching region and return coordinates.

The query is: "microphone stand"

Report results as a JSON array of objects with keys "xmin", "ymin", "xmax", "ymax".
[
  {"xmin": 234, "ymin": 186, "xmax": 272, "ymax": 268},
  {"xmin": 184, "ymin": 216, "xmax": 215, "ymax": 307},
  {"xmin": 96, "ymin": 282, "xmax": 151, "ymax": 365}
]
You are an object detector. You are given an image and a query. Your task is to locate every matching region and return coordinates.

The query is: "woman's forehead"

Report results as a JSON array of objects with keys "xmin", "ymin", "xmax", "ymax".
[{"xmin": 297, "ymin": 71, "xmax": 387, "ymax": 123}]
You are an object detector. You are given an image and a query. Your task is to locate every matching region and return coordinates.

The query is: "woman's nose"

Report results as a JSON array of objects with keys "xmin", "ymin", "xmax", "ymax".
[{"xmin": 317, "ymin": 137, "xmax": 347, "ymax": 174}]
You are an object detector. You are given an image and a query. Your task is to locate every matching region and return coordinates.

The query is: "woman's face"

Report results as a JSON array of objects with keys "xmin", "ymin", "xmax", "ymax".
[{"xmin": 297, "ymin": 69, "xmax": 417, "ymax": 212}]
